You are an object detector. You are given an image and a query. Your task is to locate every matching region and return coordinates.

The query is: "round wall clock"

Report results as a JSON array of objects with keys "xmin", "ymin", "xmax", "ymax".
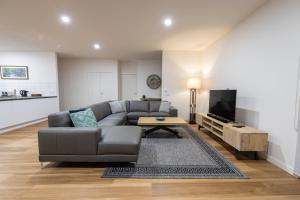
[{"xmin": 147, "ymin": 74, "xmax": 161, "ymax": 89}]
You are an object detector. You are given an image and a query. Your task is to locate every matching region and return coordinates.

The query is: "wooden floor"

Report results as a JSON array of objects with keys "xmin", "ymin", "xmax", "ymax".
[{"xmin": 0, "ymin": 121, "xmax": 300, "ymax": 200}]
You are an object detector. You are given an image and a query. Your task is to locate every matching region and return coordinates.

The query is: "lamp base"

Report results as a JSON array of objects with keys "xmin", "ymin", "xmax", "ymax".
[{"xmin": 189, "ymin": 113, "xmax": 196, "ymax": 124}]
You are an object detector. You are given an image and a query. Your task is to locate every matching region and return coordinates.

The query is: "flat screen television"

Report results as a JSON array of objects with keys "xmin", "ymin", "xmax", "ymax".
[{"xmin": 208, "ymin": 90, "xmax": 237, "ymax": 122}]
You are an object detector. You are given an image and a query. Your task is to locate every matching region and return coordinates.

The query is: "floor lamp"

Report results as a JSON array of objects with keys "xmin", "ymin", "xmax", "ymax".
[{"xmin": 187, "ymin": 78, "xmax": 201, "ymax": 124}]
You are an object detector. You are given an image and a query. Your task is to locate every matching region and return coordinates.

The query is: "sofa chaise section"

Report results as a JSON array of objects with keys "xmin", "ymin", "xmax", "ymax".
[{"xmin": 97, "ymin": 126, "xmax": 142, "ymax": 162}]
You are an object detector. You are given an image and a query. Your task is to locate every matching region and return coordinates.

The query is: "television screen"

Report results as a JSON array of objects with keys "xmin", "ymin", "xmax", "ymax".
[{"xmin": 209, "ymin": 90, "xmax": 237, "ymax": 122}]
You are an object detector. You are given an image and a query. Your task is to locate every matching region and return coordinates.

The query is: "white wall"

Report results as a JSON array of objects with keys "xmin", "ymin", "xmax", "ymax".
[
  {"xmin": 137, "ymin": 60, "xmax": 162, "ymax": 98},
  {"xmin": 0, "ymin": 51, "xmax": 59, "ymax": 131},
  {"xmin": 120, "ymin": 59, "xmax": 162, "ymax": 99},
  {"xmin": 0, "ymin": 52, "xmax": 58, "ymax": 96},
  {"xmin": 58, "ymin": 58, "xmax": 119, "ymax": 110},
  {"xmin": 120, "ymin": 60, "xmax": 137, "ymax": 74},
  {"xmin": 198, "ymin": 0, "xmax": 300, "ymax": 174},
  {"xmin": 162, "ymin": 51, "xmax": 202, "ymax": 120}
]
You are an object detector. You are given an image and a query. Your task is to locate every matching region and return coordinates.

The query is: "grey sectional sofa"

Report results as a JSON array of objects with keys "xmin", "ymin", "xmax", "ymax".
[
  {"xmin": 38, "ymin": 100, "xmax": 177, "ymax": 163},
  {"xmin": 127, "ymin": 100, "xmax": 177, "ymax": 124}
]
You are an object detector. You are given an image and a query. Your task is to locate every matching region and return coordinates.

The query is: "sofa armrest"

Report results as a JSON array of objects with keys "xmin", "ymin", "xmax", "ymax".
[
  {"xmin": 38, "ymin": 127, "xmax": 102, "ymax": 156},
  {"xmin": 169, "ymin": 106, "xmax": 178, "ymax": 117}
]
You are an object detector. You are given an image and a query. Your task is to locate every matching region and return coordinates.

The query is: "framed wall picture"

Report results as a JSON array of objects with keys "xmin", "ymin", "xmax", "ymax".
[{"xmin": 0, "ymin": 66, "xmax": 29, "ymax": 80}]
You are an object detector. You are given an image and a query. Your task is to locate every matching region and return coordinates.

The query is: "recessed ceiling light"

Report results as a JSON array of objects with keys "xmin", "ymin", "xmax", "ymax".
[
  {"xmin": 163, "ymin": 17, "xmax": 173, "ymax": 27},
  {"xmin": 60, "ymin": 15, "xmax": 71, "ymax": 24},
  {"xmin": 93, "ymin": 43, "xmax": 101, "ymax": 50}
]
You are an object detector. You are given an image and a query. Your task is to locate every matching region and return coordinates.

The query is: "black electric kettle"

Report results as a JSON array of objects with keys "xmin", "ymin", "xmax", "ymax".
[{"xmin": 20, "ymin": 90, "xmax": 29, "ymax": 97}]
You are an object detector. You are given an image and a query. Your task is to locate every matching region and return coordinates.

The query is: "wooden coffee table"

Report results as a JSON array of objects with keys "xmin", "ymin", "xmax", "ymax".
[{"xmin": 137, "ymin": 117, "xmax": 188, "ymax": 138}]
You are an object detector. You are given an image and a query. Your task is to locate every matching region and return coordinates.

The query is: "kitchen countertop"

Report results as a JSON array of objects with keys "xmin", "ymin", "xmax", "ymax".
[{"xmin": 0, "ymin": 96, "xmax": 57, "ymax": 102}]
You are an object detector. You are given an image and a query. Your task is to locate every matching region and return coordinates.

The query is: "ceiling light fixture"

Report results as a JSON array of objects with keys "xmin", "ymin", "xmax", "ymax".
[
  {"xmin": 60, "ymin": 15, "xmax": 71, "ymax": 24},
  {"xmin": 93, "ymin": 43, "xmax": 101, "ymax": 50},
  {"xmin": 163, "ymin": 17, "xmax": 173, "ymax": 27}
]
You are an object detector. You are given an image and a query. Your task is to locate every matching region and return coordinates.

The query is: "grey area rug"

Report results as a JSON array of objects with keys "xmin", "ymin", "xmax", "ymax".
[{"xmin": 102, "ymin": 126, "xmax": 246, "ymax": 179}]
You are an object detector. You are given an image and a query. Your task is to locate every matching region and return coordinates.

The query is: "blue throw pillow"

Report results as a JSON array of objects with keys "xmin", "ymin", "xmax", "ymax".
[{"xmin": 69, "ymin": 108, "xmax": 98, "ymax": 127}]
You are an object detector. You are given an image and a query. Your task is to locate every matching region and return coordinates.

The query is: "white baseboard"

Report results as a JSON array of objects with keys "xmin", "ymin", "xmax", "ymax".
[
  {"xmin": 0, "ymin": 118, "xmax": 47, "ymax": 134},
  {"xmin": 267, "ymin": 155, "xmax": 295, "ymax": 176}
]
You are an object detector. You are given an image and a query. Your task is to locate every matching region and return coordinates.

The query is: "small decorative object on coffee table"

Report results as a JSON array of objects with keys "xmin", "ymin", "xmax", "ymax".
[
  {"xmin": 156, "ymin": 116, "xmax": 165, "ymax": 121},
  {"xmin": 138, "ymin": 117, "xmax": 187, "ymax": 138}
]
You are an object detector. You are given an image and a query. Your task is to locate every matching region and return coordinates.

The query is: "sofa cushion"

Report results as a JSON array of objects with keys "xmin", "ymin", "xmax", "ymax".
[
  {"xmin": 159, "ymin": 101, "xmax": 171, "ymax": 113},
  {"xmin": 69, "ymin": 108, "xmax": 98, "ymax": 128},
  {"xmin": 97, "ymin": 118, "xmax": 125, "ymax": 127},
  {"xmin": 127, "ymin": 112, "xmax": 149, "ymax": 120},
  {"xmin": 97, "ymin": 112, "xmax": 127, "ymax": 127},
  {"xmin": 129, "ymin": 101, "xmax": 149, "ymax": 112},
  {"xmin": 89, "ymin": 101, "xmax": 112, "ymax": 121},
  {"xmin": 149, "ymin": 101, "xmax": 161, "ymax": 112},
  {"xmin": 105, "ymin": 112, "xmax": 127, "ymax": 120},
  {"xmin": 97, "ymin": 126, "xmax": 142, "ymax": 155},
  {"xmin": 99, "ymin": 126, "xmax": 113, "ymax": 137},
  {"xmin": 109, "ymin": 101, "xmax": 127, "ymax": 113},
  {"xmin": 148, "ymin": 112, "xmax": 170, "ymax": 117}
]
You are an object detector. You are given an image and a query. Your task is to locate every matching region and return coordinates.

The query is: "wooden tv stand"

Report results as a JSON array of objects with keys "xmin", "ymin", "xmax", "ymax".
[{"xmin": 196, "ymin": 113, "xmax": 268, "ymax": 159}]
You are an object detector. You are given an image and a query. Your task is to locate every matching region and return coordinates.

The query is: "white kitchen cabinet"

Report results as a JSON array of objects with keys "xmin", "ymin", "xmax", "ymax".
[{"xmin": 0, "ymin": 97, "xmax": 59, "ymax": 131}]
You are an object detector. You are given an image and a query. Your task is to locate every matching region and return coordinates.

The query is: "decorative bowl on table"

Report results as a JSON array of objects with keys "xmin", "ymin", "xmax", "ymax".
[{"xmin": 156, "ymin": 117, "xmax": 165, "ymax": 121}]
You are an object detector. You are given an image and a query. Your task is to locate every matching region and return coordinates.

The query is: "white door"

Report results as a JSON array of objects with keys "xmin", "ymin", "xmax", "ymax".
[
  {"xmin": 294, "ymin": 58, "xmax": 300, "ymax": 176},
  {"xmin": 99, "ymin": 72, "xmax": 115, "ymax": 101},
  {"xmin": 86, "ymin": 72, "xmax": 115, "ymax": 104},
  {"xmin": 86, "ymin": 72, "xmax": 101, "ymax": 105},
  {"xmin": 121, "ymin": 74, "xmax": 137, "ymax": 100}
]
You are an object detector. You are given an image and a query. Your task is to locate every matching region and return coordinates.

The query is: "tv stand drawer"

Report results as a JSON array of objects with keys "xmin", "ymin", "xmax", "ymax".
[{"xmin": 224, "ymin": 126, "xmax": 268, "ymax": 151}]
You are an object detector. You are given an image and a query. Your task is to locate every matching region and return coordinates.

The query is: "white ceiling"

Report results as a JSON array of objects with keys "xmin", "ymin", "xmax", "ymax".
[{"xmin": 0, "ymin": 0, "xmax": 267, "ymax": 60}]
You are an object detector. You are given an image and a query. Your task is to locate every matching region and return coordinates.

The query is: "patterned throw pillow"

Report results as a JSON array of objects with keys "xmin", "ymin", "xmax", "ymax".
[{"xmin": 69, "ymin": 108, "xmax": 98, "ymax": 127}]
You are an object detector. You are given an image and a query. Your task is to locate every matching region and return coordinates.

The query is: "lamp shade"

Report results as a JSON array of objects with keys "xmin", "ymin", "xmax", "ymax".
[{"xmin": 187, "ymin": 78, "xmax": 201, "ymax": 89}]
